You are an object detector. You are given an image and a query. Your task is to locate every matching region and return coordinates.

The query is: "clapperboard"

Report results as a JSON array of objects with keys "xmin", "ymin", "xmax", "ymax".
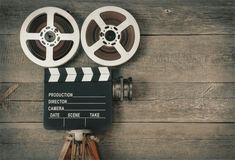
[{"xmin": 44, "ymin": 67, "xmax": 112, "ymax": 130}]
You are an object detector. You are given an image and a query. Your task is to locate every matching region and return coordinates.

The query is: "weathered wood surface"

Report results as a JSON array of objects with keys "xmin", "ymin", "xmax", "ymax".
[
  {"xmin": 1, "ymin": 82, "xmax": 235, "ymax": 123},
  {"xmin": 0, "ymin": 123, "xmax": 235, "ymax": 160},
  {"xmin": 1, "ymin": 0, "xmax": 235, "ymax": 35},
  {"xmin": 1, "ymin": 0, "xmax": 235, "ymax": 159},
  {"xmin": 1, "ymin": 35, "xmax": 235, "ymax": 82}
]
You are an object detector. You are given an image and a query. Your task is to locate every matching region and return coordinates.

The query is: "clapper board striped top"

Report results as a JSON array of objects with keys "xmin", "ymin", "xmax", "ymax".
[
  {"xmin": 45, "ymin": 67, "xmax": 111, "ymax": 82},
  {"xmin": 44, "ymin": 67, "xmax": 112, "ymax": 130}
]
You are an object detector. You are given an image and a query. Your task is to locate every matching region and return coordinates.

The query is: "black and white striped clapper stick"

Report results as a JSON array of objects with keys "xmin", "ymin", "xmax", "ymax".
[
  {"xmin": 44, "ymin": 67, "xmax": 112, "ymax": 130},
  {"xmin": 45, "ymin": 67, "xmax": 111, "ymax": 82}
]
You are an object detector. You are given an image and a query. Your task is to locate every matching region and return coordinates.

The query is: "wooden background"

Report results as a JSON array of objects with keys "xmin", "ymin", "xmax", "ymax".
[{"xmin": 1, "ymin": 0, "xmax": 235, "ymax": 159}]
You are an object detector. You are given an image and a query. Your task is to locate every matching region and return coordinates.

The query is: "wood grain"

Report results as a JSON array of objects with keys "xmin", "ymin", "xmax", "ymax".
[
  {"xmin": 1, "ymin": 82, "xmax": 235, "ymax": 123},
  {"xmin": 2, "ymin": 99, "xmax": 235, "ymax": 123},
  {"xmin": 0, "ymin": 83, "xmax": 18, "ymax": 103},
  {"xmin": 1, "ymin": 0, "xmax": 235, "ymax": 159},
  {"xmin": 1, "ymin": 35, "xmax": 235, "ymax": 82},
  {"xmin": 1, "ymin": 0, "xmax": 235, "ymax": 35},
  {"xmin": 0, "ymin": 123, "xmax": 235, "ymax": 160},
  {"xmin": 6, "ymin": 82, "xmax": 235, "ymax": 101}
]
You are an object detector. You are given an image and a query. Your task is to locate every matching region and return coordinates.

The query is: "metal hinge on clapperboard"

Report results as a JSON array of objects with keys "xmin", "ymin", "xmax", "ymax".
[{"xmin": 20, "ymin": 5, "xmax": 140, "ymax": 160}]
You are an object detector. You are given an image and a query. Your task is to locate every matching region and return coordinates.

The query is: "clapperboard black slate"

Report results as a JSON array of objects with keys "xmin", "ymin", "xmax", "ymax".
[{"xmin": 44, "ymin": 67, "xmax": 112, "ymax": 130}]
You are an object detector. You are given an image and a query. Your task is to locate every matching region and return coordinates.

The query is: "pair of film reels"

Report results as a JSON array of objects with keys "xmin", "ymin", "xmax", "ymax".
[{"xmin": 20, "ymin": 6, "xmax": 140, "ymax": 67}]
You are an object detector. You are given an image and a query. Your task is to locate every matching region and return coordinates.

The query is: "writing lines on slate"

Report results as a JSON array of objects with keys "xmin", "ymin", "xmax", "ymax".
[
  {"xmin": 47, "ymin": 92, "xmax": 108, "ymax": 129},
  {"xmin": 46, "ymin": 67, "xmax": 111, "ymax": 82},
  {"xmin": 48, "ymin": 117, "xmax": 106, "ymax": 119},
  {"xmin": 72, "ymin": 95, "xmax": 106, "ymax": 98},
  {"xmin": 44, "ymin": 67, "xmax": 112, "ymax": 130},
  {"xmin": 67, "ymin": 102, "xmax": 106, "ymax": 105},
  {"xmin": 64, "ymin": 109, "xmax": 106, "ymax": 112},
  {"xmin": 51, "ymin": 117, "xmax": 107, "ymax": 128},
  {"xmin": 48, "ymin": 95, "xmax": 106, "ymax": 105}
]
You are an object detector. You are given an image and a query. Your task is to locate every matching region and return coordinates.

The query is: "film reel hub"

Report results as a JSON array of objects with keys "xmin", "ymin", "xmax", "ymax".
[
  {"xmin": 44, "ymin": 31, "xmax": 56, "ymax": 42},
  {"xmin": 100, "ymin": 25, "xmax": 121, "ymax": 46},
  {"xmin": 40, "ymin": 26, "xmax": 60, "ymax": 47},
  {"xmin": 20, "ymin": 7, "xmax": 80, "ymax": 67},
  {"xmin": 105, "ymin": 30, "xmax": 116, "ymax": 41},
  {"xmin": 81, "ymin": 6, "xmax": 140, "ymax": 66}
]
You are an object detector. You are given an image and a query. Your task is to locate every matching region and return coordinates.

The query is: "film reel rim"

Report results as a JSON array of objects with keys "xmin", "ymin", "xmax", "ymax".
[
  {"xmin": 20, "ymin": 6, "xmax": 80, "ymax": 67},
  {"xmin": 81, "ymin": 6, "xmax": 140, "ymax": 66}
]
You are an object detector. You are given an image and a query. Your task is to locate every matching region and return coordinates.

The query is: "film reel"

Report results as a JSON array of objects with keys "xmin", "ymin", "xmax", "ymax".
[
  {"xmin": 81, "ymin": 6, "xmax": 140, "ymax": 66},
  {"xmin": 20, "ymin": 7, "xmax": 80, "ymax": 67}
]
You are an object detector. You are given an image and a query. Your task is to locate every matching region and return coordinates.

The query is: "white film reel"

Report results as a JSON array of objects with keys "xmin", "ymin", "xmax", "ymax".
[
  {"xmin": 20, "ymin": 7, "xmax": 80, "ymax": 67},
  {"xmin": 81, "ymin": 6, "xmax": 140, "ymax": 66}
]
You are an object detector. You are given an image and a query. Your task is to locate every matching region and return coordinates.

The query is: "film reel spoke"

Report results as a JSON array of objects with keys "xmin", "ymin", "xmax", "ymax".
[
  {"xmin": 89, "ymin": 39, "xmax": 104, "ymax": 53},
  {"xmin": 93, "ymin": 15, "xmax": 106, "ymax": 29},
  {"xmin": 81, "ymin": 6, "xmax": 140, "ymax": 66},
  {"xmin": 20, "ymin": 7, "xmax": 80, "ymax": 67},
  {"xmin": 46, "ymin": 10, "xmax": 55, "ymax": 27},
  {"xmin": 60, "ymin": 33, "xmax": 77, "ymax": 41},
  {"xmin": 24, "ymin": 32, "xmax": 41, "ymax": 40},
  {"xmin": 46, "ymin": 46, "xmax": 54, "ymax": 62},
  {"xmin": 117, "ymin": 19, "xmax": 131, "ymax": 32},
  {"xmin": 114, "ymin": 42, "xmax": 128, "ymax": 57}
]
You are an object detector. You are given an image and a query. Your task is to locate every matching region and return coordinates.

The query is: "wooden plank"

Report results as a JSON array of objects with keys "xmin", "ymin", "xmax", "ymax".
[
  {"xmin": 0, "ymin": 123, "xmax": 235, "ymax": 160},
  {"xmin": 6, "ymin": 82, "xmax": 235, "ymax": 101},
  {"xmin": 0, "ymin": 84, "xmax": 11, "ymax": 97},
  {"xmin": 0, "ymin": 83, "xmax": 18, "ymax": 103},
  {"xmin": 1, "ymin": 82, "xmax": 235, "ymax": 123},
  {"xmin": 1, "ymin": 99, "xmax": 235, "ymax": 123},
  {"xmin": 0, "ymin": 123, "xmax": 64, "ymax": 160},
  {"xmin": 1, "ymin": 35, "xmax": 235, "ymax": 82},
  {"xmin": 1, "ymin": 1, "xmax": 234, "ymax": 160},
  {"xmin": 1, "ymin": 0, "xmax": 235, "ymax": 34}
]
